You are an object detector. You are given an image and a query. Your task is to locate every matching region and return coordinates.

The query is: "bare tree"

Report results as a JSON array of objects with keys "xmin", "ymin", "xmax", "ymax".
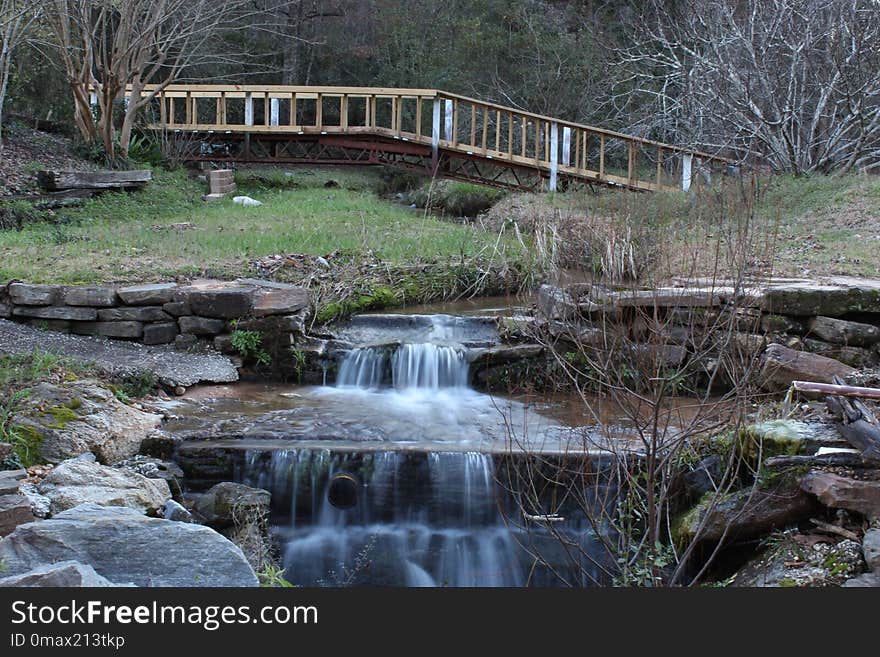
[
  {"xmin": 0, "ymin": 0, "xmax": 38, "ymax": 145},
  {"xmin": 613, "ymin": 0, "xmax": 880, "ymax": 173},
  {"xmin": 45, "ymin": 0, "xmax": 251, "ymax": 160}
]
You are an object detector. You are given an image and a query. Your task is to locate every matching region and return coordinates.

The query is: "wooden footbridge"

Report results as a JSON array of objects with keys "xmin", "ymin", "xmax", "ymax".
[{"xmin": 126, "ymin": 84, "xmax": 728, "ymax": 192}]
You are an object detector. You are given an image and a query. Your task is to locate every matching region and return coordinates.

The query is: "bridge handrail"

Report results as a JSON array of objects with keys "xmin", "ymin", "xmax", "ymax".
[{"xmin": 121, "ymin": 83, "xmax": 730, "ymax": 191}]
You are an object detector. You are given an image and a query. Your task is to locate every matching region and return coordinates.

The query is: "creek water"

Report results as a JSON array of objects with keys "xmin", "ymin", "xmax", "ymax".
[{"xmin": 166, "ymin": 312, "xmax": 620, "ymax": 586}]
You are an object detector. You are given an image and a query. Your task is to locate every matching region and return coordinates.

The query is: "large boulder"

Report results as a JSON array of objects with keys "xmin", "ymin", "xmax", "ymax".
[
  {"xmin": 800, "ymin": 470, "xmax": 880, "ymax": 519},
  {"xmin": 36, "ymin": 458, "xmax": 171, "ymax": 516},
  {"xmin": 0, "ymin": 503, "xmax": 259, "ymax": 587},
  {"xmin": 10, "ymin": 380, "xmax": 162, "ymax": 464},
  {"xmin": 760, "ymin": 343, "xmax": 855, "ymax": 391},
  {"xmin": 674, "ymin": 480, "xmax": 816, "ymax": 545},
  {"xmin": 0, "ymin": 560, "xmax": 120, "ymax": 587}
]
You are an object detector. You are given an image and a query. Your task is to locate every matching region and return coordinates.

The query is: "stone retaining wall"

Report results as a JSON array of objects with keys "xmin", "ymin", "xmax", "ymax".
[
  {"xmin": 536, "ymin": 277, "xmax": 880, "ymax": 390},
  {"xmin": 0, "ymin": 279, "xmax": 309, "ymax": 349}
]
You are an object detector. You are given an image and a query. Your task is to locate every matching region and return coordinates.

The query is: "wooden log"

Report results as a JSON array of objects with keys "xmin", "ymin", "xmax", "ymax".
[
  {"xmin": 793, "ymin": 380, "xmax": 880, "ymax": 401},
  {"xmin": 37, "ymin": 170, "xmax": 152, "ymax": 192}
]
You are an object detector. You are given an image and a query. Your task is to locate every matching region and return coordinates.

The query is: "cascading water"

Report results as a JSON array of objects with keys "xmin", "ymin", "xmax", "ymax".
[
  {"xmin": 229, "ymin": 313, "xmax": 612, "ymax": 586},
  {"xmin": 241, "ymin": 449, "xmax": 528, "ymax": 586}
]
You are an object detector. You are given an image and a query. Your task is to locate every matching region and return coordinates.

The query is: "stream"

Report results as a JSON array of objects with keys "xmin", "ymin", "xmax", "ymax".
[{"xmin": 162, "ymin": 310, "xmax": 623, "ymax": 586}]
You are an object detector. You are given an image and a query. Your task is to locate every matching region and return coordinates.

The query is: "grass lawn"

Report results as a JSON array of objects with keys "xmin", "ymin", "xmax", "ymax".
[{"xmin": 0, "ymin": 167, "xmax": 526, "ymax": 284}]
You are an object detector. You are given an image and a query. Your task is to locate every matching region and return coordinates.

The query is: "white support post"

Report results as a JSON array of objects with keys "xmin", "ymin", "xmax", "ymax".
[
  {"xmin": 549, "ymin": 122, "xmax": 559, "ymax": 192},
  {"xmin": 89, "ymin": 91, "xmax": 98, "ymax": 108},
  {"xmin": 682, "ymin": 153, "xmax": 693, "ymax": 192},
  {"xmin": 561, "ymin": 127, "xmax": 571, "ymax": 167},
  {"xmin": 270, "ymin": 98, "xmax": 280, "ymax": 126},
  {"xmin": 244, "ymin": 92, "xmax": 254, "ymax": 126},
  {"xmin": 443, "ymin": 99, "xmax": 453, "ymax": 140},
  {"xmin": 431, "ymin": 98, "xmax": 441, "ymax": 165}
]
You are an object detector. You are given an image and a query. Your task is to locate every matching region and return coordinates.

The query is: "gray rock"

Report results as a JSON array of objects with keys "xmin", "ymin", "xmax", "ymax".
[
  {"xmin": 162, "ymin": 301, "xmax": 190, "ymax": 317},
  {"xmin": 71, "ymin": 321, "xmax": 144, "ymax": 339},
  {"xmin": 8, "ymin": 283, "xmax": 58, "ymax": 306},
  {"xmin": 862, "ymin": 528, "xmax": 880, "ymax": 571},
  {"xmin": 117, "ymin": 283, "xmax": 178, "ymax": 306},
  {"xmin": 760, "ymin": 343, "xmax": 855, "ymax": 391},
  {"xmin": 0, "ymin": 503, "xmax": 259, "ymax": 587},
  {"xmin": 195, "ymin": 482, "xmax": 270, "ymax": 530},
  {"xmin": 732, "ymin": 537, "xmax": 863, "ymax": 587},
  {"xmin": 213, "ymin": 334, "xmax": 235, "ymax": 354},
  {"xmin": 249, "ymin": 283, "xmax": 308, "ymax": 317},
  {"xmin": 187, "ymin": 286, "xmax": 254, "ymax": 319},
  {"xmin": 37, "ymin": 458, "xmax": 171, "ymax": 516},
  {"xmin": 10, "ymin": 380, "xmax": 162, "ymax": 464},
  {"xmin": 179, "ymin": 316, "xmax": 227, "ymax": 336},
  {"xmin": 801, "ymin": 470, "xmax": 880, "ymax": 519},
  {"xmin": 0, "ymin": 494, "xmax": 35, "ymax": 537},
  {"xmin": 681, "ymin": 455, "xmax": 722, "ymax": 500},
  {"xmin": 63, "ymin": 286, "xmax": 117, "ymax": 307},
  {"xmin": 17, "ymin": 483, "xmax": 50, "ymax": 519},
  {"xmin": 142, "ymin": 322, "xmax": 179, "ymax": 345},
  {"xmin": 12, "ymin": 305, "xmax": 97, "ymax": 321},
  {"xmin": 163, "ymin": 499, "xmax": 194, "ymax": 523},
  {"xmin": 808, "ymin": 316, "xmax": 880, "ymax": 347},
  {"xmin": 0, "ymin": 302, "xmax": 11, "ymax": 318},
  {"xmin": 97, "ymin": 306, "xmax": 171, "ymax": 322},
  {"xmin": 0, "ymin": 469, "xmax": 26, "ymax": 495},
  {"xmin": 0, "ymin": 560, "xmax": 120, "ymax": 587}
]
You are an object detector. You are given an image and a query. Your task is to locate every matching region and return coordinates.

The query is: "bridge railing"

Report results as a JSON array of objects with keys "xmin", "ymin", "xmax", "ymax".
[{"xmin": 125, "ymin": 84, "xmax": 728, "ymax": 192}]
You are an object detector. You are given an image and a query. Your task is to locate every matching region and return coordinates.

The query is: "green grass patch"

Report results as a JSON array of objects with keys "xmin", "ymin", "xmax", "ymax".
[{"xmin": 0, "ymin": 167, "xmax": 528, "ymax": 284}]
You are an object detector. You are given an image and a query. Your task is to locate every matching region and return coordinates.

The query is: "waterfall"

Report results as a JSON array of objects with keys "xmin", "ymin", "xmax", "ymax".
[
  {"xmin": 336, "ymin": 316, "xmax": 471, "ymax": 390},
  {"xmin": 240, "ymin": 448, "xmax": 528, "ymax": 587}
]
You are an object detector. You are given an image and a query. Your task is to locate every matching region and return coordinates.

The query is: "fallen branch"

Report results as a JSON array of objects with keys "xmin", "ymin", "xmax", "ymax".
[
  {"xmin": 792, "ymin": 380, "xmax": 880, "ymax": 402},
  {"xmin": 809, "ymin": 518, "xmax": 860, "ymax": 542}
]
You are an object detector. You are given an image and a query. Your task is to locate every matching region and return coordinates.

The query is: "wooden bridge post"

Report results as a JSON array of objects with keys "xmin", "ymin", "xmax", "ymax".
[
  {"xmin": 561, "ymin": 127, "xmax": 571, "ymax": 167},
  {"xmin": 432, "ymin": 98, "xmax": 441, "ymax": 173},
  {"xmin": 444, "ymin": 100, "xmax": 453, "ymax": 141},
  {"xmin": 682, "ymin": 153, "xmax": 693, "ymax": 192},
  {"xmin": 244, "ymin": 92, "xmax": 254, "ymax": 126},
  {"xmin": 549, "ymin": 121, "xmax": 559, "ymax": 192}
]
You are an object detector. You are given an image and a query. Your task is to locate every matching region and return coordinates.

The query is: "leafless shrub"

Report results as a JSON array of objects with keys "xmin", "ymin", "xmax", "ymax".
[{"xmin": 499, "ymin": 177, "xmax": 779, "ymax": 586}]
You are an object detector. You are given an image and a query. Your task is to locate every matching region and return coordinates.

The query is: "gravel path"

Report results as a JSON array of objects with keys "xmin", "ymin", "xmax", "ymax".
[{"xmin": 0, "ymin": 319, "xmax": 238, "ymax": 388}]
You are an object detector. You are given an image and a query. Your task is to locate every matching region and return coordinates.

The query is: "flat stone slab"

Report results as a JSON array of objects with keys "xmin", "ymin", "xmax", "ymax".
[
  {"xmin": 0, "ymin": 318, "xmax": 238, "ymax": 388},
  {"xmin": 8, "ymin": 283, "xmax": 58, "ymax": 306},
  {"xmin": 12, "ymin": 305, "xmax": 97, "ymax": 321},
  {"xmin": 97, "ymin": 306, "xmax": 171, "ymax": 322},
  {"xmin": 117, "ymin": 283, "xmax": 178, "ymax": 306},
  {"xmin": 761, "ymin": 278, "xmax": 880, "ymax": 316},
  {"xmin": 63, "ymin": 286, "xmax": 117, "ymax": 307}
]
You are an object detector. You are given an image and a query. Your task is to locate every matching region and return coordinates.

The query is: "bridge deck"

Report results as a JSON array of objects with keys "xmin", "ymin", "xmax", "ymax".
[{"xmin": 125, "ymin": 84, "xmax": 727, "ymax": 192}]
